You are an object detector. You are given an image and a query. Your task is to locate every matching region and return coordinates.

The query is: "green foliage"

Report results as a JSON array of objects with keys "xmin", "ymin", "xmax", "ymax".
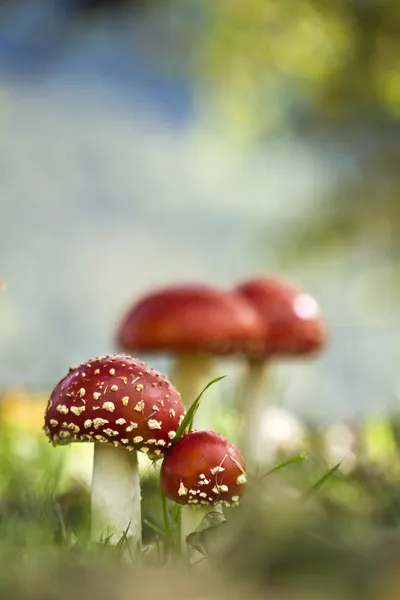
[
  {"xmin": 260, "ymin": 454, "xmax": 307, "ymax": 479},
  {"xmin": 303, "ymin": 461, "xmax": 342, "ymax": 499},
  {"xmin": 2, "ymin": 400, "xmax": 400, "ymax": 598},
  {"xmin": 171, "ymin": 376, "xmax": 226, "ymax": 444}
]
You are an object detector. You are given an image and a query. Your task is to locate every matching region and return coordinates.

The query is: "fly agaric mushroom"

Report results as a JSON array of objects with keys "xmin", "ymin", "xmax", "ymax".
[
  {"xmin": 161, "ymin": 430, "xmax": 247, "ymax": 541},
  {"xmin": 115, "ymin": 284, "xmax": 261, "ymax": 427},
  {"xmin": 44, "ymin": 354, "xmax": 185, "ymax": 549},
  {"xmin": 235, "ymin": 276, "xmax": 327, "ymax": 457}
]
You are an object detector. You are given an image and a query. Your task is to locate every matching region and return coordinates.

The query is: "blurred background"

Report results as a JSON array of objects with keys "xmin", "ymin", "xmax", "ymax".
[{"xmin": 1, "ymin": 0, "xmax": 399, "ymax": 420}]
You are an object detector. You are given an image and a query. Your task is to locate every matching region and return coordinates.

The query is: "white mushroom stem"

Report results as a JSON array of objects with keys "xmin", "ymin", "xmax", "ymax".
[
  {"xmin": 172, "ymin": 353, "xmax": 216, "ymax": 428},
  {"xmin": 181, "ymin": 504, "xmax": 224, "ymax": 561},
  {"xmin": 180, "ymin": 505, "xmax": 217, "ymax": 541},
  {"xmin": 237, "ymin": 358, "xmax": 269, "ymax": 461},
  {"xmin": 91, "ymin": 443, "xmax": 141, "ymax": 552}
]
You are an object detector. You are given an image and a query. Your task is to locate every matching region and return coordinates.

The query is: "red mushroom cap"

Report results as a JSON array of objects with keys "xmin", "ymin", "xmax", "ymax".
[
  {"xmin": 116, "ymin": 284, "xmax": 262, "ymax": 356},
  {"xmin": 160, "ymin": 430, "xmax": 247, "ymax": 507},
  {"xmin": 235, "ymin": 277, "xmax": 327, "ymax": 358},
  {"xmin": 44, "ymin": 354, "xmax": 186, "ymax": 459}
]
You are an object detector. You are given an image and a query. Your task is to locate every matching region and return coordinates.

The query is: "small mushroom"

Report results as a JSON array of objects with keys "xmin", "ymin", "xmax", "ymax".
[
  {"xmin": 115, "ymin": 284, "xmax": 261, "ymax": 427},
  {"xmin": 44, "ymin": 354, "xmax": 185, "ymax": 550},
  {"xmin": 235, "ymin": 276, "xmax": 327, "ymax": 458},
  {"xmin": 161, "ymin": 430, "xmax": 247, "ymax": 541}
]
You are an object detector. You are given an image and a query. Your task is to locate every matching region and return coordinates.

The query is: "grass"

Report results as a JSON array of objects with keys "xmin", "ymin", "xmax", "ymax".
[{"xmin": 1, "ymin": 390, "xmax": 400, "ymax": 599}]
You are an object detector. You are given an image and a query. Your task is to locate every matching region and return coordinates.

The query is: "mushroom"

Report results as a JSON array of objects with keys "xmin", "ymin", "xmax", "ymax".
[
  {"xmin": 43, "ymin": 353, "xmax": 186, "ymax": 550},
  {"xmin": 235, "ymin": 276, "xmax": 327, "ymax": 458},
  {"xmin": 115, "ymin": 284, "xmax": 261, "ymax": 427},
  {"xmin": 161, "ymin": 430, "xmax": 247, "ymax": 542}
]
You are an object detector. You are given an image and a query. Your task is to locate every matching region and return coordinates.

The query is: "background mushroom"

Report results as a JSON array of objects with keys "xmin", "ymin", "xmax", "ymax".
[
  {"xmin": 161, "ymin": 430, "xmax": 247, "ymax": 544},
  {"xmin": 234, "ymin": 276, "xmax": 327, "ymax": 459},
  {"xmin": 115, "ymin": 284, "xmax": 261, "ymax": 427},
  {"xmin": 44, "ymin": 354, "xmax": 186, "ymax": 550}
]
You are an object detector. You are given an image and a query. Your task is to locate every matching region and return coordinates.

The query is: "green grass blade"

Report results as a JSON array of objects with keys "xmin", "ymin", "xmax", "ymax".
[
  {"xmin": 173, "ymin": 503, "xmax": 182, "ymax": 554},
  {"xmin": 303, "ymin": 462, "xmax": 342, "ymax": 500},
  {"xmin": 143, "ymin": 519, "xmax": 166, "ymax": 538},
  {"xmin": 172, "ymin": 376, "xmax": 226, "ymax": 444},
  {"xmin": 160, "ymin": 490, "xmax": 171, "ymax": 537},
  {"xmin": 260, "ymin": 454, "xmax": 307, "ymax": 480}
]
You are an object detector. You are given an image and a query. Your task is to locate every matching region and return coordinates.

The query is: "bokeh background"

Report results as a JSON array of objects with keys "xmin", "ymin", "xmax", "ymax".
[
  {"xmin": 1, "ymin": 4, "xmax": 400, "ymax": 599},
  {"xmin": 1, "ymin": 0, "xmax": 399, "ymax": 424}
]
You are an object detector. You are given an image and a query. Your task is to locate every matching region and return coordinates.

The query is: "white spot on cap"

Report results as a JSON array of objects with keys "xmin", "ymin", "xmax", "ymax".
[
  {"xmin": 103, "ymin": 428, "xmax": 119, "ymax": 437},
  {"xmin": 232, "ymin": 495, "xmax": 240, "ymax": 502},
  {"xmin": 147, "ymin": 439, "xmax": 156, "ymax": 444},
  {"xmin": 135, "ymin": 384, "xmax": 143, "ymax": 392},
  {"xmin": 71, "ymin": 406, "xmax": 85, "ymax": 416},
  {"xmin": 178, "ymin": 482, "xmax": 188, "ymax": 496},
  {"xmin": 210, "ymin": 466, "xmax": 225, "ymax": 475},
  {"xmin": 153, "ymin": 449, "xmax": 162, "ymax": 456},
  {"xmin": 134, "ymin": 400, "xmax": 144, "ymax": 412},
  {"xmin": 147, "ymin": 419, "xmax": 162, "ymax": 430},
  {"xmin": 102, "ymin": 401, "xmax": 115, "ymax": 412},
  {"xmin": 121, "ymin": 439, "xmax": 129, "ymax": 444},
  {"xmin": 49, "ymin": 419, "xmax": 58, "ymax": 427},
  {"xmin": 116, "ymin": 418, "xmax": 126, "ymax": 425},
  {"xmin": 109, "ymin": 368, "xmax": 115, "ymax": 375},
  {"xmin": 122, "ymin": 396, "xmax": 129, "ymax": 406},
  {"xmin": 64, "ymin": 423, "xmax": 80, "ymax": 434},
  {"xmin": 95, "ymin": 435, "xmax": 107, "ymax": 442},
  {"xmin": 199, "ymin": 492, "xmax": 207, "ymax": 498},
  {"xmin": 156, "ymin": 439, "xmax": 166, "ymax": 446},
  {"xmin": 168, "ymin": 431, "xmax": 176, "ymax": 439},
  {"xmin": 126, "ymin": 422, "xmax": 138, "ymax": 432},
  {"xmin": 93, "ymin": 418, "xmax": 109, "ymax": 429},
  {"xmin": 169, "ymin": 408, "xmax": 175, "ymax": 418},
  {"xmin": 110, "ymin": 385, "xmax": 118, "ymax": 392},
  {"xmin": 84, "ymin": 419, "xmax": 92, "ymax": 429},
  {"xmin": 237, "ymin": 474, "xmax": 247, "ymax": 485},
  {"xmin": 133, "ymin": 436, "xmax": 143, "ymax": 443},
  {"xmin": 79, "ymin": 388, "xmax": 86, "ymax": 397},
  {"xmin": 94, "ymin": 369, "xmax": 100, "ymax": 374},
  {"xmin": 59, "ymin": 431, "xmax": 71, "ymax": 439},
  {"xmin": 56, "ymin": 405, "xmax": 69, "ymax": 414},
  {"xmin": 93, "ymin": 392, "xmax": 101, "ymax": 401},
  {"xmin": 140, "ymin": 447, "xmax": 149, "ymax": 453}
]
